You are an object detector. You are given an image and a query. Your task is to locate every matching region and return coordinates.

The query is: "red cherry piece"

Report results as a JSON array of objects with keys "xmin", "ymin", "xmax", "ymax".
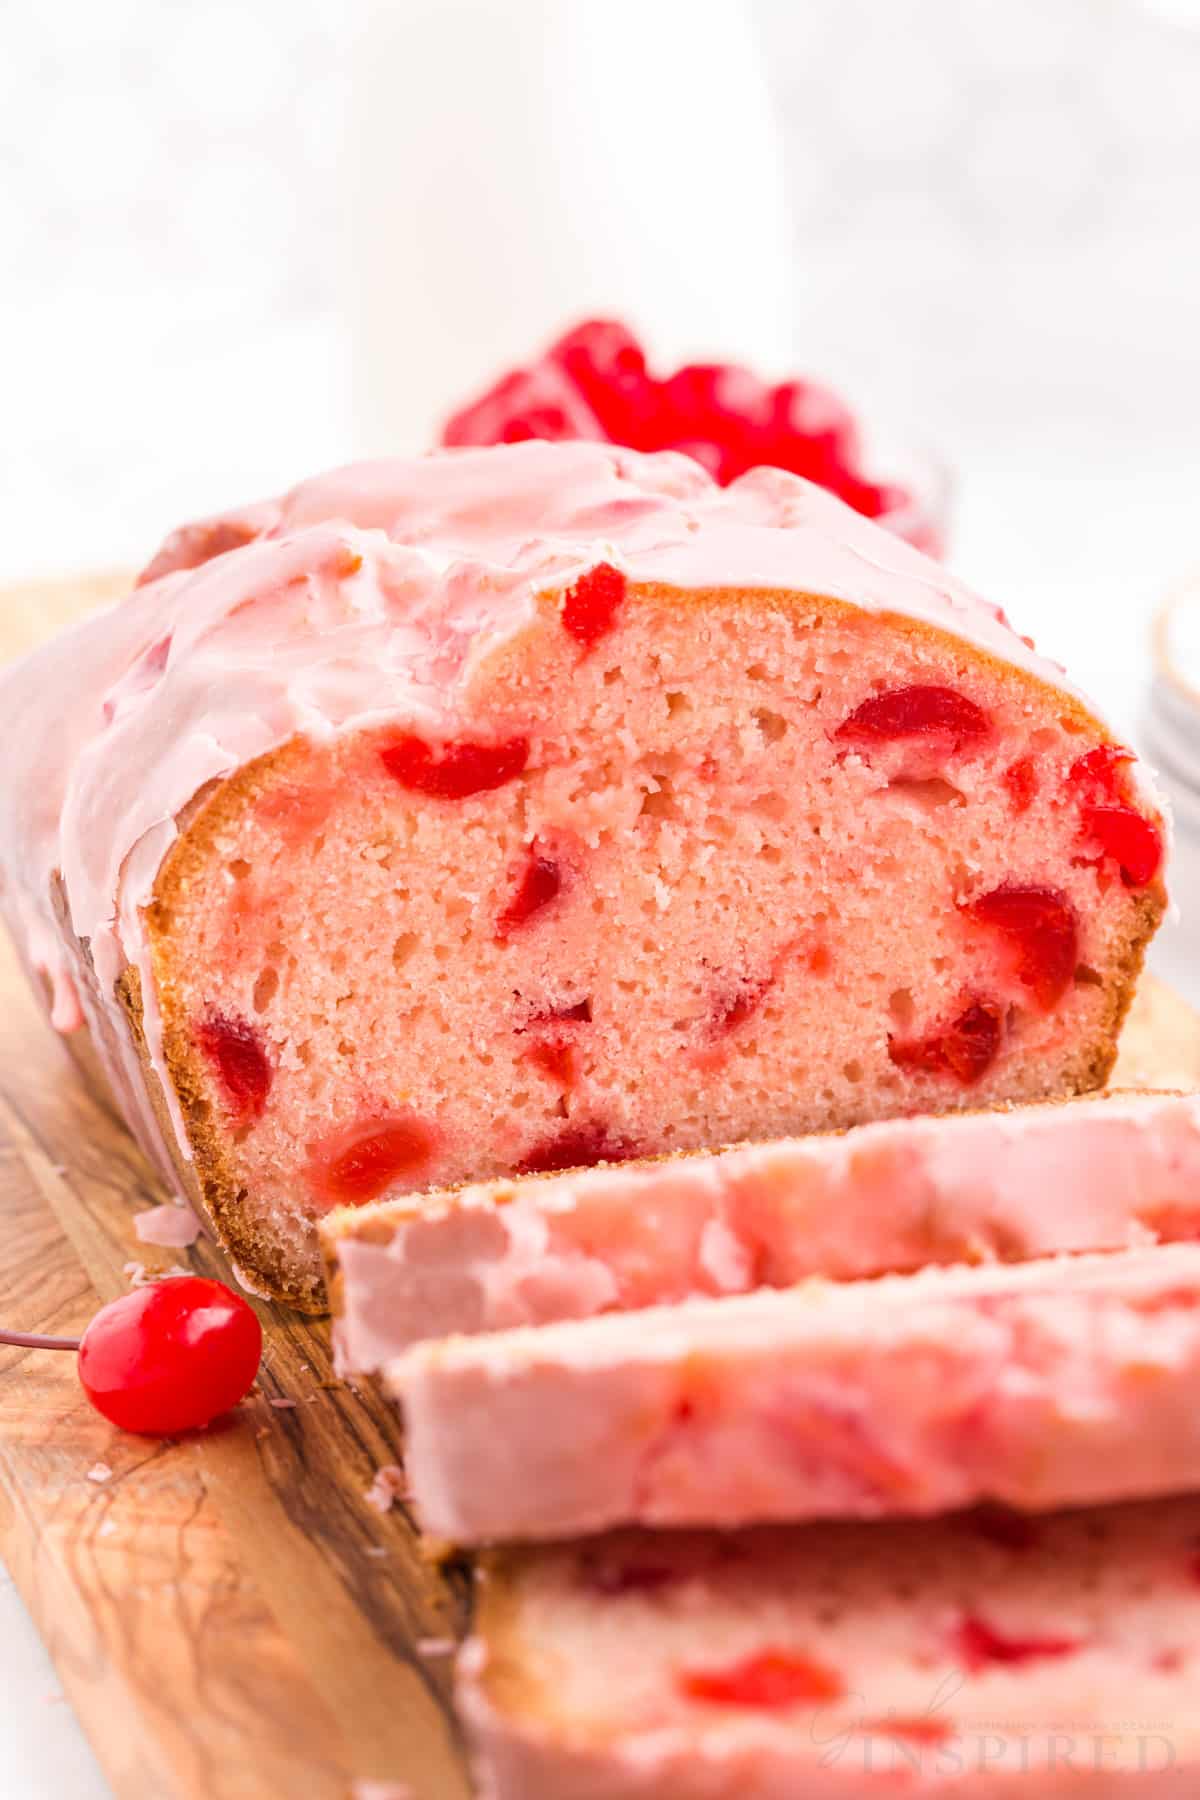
[
  {"xmin": 496, "ymin": 848, "xmax": 564, "ymax": 939},
  {"xmin": 1002, "ymin": 756, "xmax": 1038, "ymax": 813},
  {"xmin": 835, "ymin": 685, "xmax": 991, "ymax": 753},
  {"xmin": 516, "ymin": 1123, "xmax": 636, "ymax": 1176},
  {"xmin": 680, "ymin": 1648, "xmax": 845, "ymax": 1709},
  {"xmin": 138, "ymin": 518, "xmax": 260, "ymax": 586},
  {"xmin": 440, "ymin": 363, "xmax": 607, "ymax": 447},
  {"xmin": 306, "ymin": 1115, "xmax": 437, "ymax": 1209},
  {"xmin": 709, "ymin": 974, "xmax": 773, "ymax": 1037},
  {"xmin": 1081, "ymin": 804, "xmax": 1163, "ymax": 888},
  {"xmin": 526, "ymin": 1038, "xmax": 578, "ymax": 1086},
  {"xmin": 196, "ymin": 1012, "xmax": 272, "ymax": 1123},
  {"xmin": 548, "ymin": 319, "xmax": 660, "ymax": 445},
  {"xmin": 77, "ymin": 1277, "xmax": 262, "ymax": 1436},
  {"xmin": 1068, "ymin": 744, "xmax": 1135, "ymax": 801},
  {"xmin": 966, "ymin": 885, "xmax": 1078, "ymax": 1010},
  {"xmin": 380, "ymin": 733, "xmax": 528, "ymax": 799},
  {"xmin": 888, "ymin": 999, "xmax": 1003, "ymax": 1084},
  {"xmin": 561, "ymin": 561, "xmax": 627, "ymax": 647},
  {"xmin": 955, "ymin": 1616, "xmax": 1081, "ymax": 1674}
]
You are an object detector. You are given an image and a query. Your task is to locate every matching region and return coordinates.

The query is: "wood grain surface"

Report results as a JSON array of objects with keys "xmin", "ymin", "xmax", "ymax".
[{"xmin": 0, "ymin": 574, "xmax": 1196, "ymax": 1800}]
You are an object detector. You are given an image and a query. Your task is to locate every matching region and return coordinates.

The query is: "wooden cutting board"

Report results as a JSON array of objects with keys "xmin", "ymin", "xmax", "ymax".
[{"xmin": 1, "ymin": 575, "xmax": 1197, "ymax": 1800}]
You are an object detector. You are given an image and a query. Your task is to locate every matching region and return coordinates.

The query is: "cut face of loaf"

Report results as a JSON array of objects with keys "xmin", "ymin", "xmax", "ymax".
[
  {"xmin": 146, "ymin": 573, "xmax": 1162, "ymax": 1309},
  {"xmin": 391, "ymin": 1244, "xmax": 1200, "ymax": 1544},
  {"xmin": 0, "ymin": 446, "xmax": 1165, "ymax": 1312},
  {"xmin": 461, "ymin": 1497, "xmax": 1200, "ymax": 1799},
  {"xmin": 323, "ymin": 1089, "xmax": 1200, "ymax": 1370}
]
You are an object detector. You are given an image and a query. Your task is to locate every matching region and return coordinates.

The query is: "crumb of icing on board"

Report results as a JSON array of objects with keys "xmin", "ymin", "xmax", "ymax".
[
  {"xmin": 364, "ymin": 1464, "xmax": 408, "ymax": 1512},
  {"xmin": 133, "ymin": 1202, "xmax": 202, "ymax": 1248}
]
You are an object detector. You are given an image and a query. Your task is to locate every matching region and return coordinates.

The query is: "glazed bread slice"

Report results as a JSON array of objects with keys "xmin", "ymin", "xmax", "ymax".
[
  {"xmin": 324, "ymin": 1088, "xmax": 1200, "ymax": 1370},
  {"xmin": 0, "ymin": 445, "xmax": 1166, "ymax": 1310},
  {"xmin": 460, "ymin": 1496, "xmax": 1200, "ymax": 1797},
  {"xmin": 392, "ymin": 1243, "xmax": 1200, "ymax": 1544}
]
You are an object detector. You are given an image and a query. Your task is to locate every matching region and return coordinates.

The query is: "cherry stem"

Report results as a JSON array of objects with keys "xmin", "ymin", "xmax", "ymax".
[{"xmin": 0, "ymin": 1329, "xmax": 81, "ymax": 1352}]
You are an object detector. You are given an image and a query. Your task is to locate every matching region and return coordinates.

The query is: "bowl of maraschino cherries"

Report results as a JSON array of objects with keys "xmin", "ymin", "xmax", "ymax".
[
  {"xmin": 441, "ymin": 318, "xmax": 948, "ymax": 558},
  {"xmin": 1, "ymin": 1278, "xmax": 262, "ymax": 1436}
]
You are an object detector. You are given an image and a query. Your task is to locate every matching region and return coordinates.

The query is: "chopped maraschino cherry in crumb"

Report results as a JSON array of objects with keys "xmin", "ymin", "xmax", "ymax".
[
  {"xmin": 1003, "ymin": 757, "xmax": 1039, "ymax": 813},
  {"xmin": 680, "ymin": 1648, "xmax": 845, "ymax": 1708},
  {"xmin": 965, "ymin": 885, "xmax": 1078, "ymax": 1010},
  {"xmin": 709, "ymin": 973, "xmax": 774, "ymax": 1037},
  {"xmin": 516, "ymin": 1123, "xmax": 636, "ymax": 1176},
  {"xmin": 379, "ymin": 733, "xmax": 529, "ymax": 799},
  {"xmin": 561, "ymin": 562, "xmax": 627, "ymax": 647},
  {"xmin": 835, "ymin": 685, "xmax": 991, "ymax": 753},
  {"xmin": 1068, "ymin": 744, "xmax": 1135, "ymax": 800},
  {"xmin": 1064, "ymin": 744, "xmax": 1162, "ymax": 885},
  {"xmin": 525, "ymin": 1038, "xmax": 578, "ymax": 1087},
  {"xmin": 438, "ymin": 317, "xmax": 937, "ymax": 548},
  {"xmin": 496, "ymin": 848, "xmax": 563, "ymax": 939},
  {"xmin": 1081, "ymin": 805, "xmax": 1163, "ymax": 888},
  {"xmin": 196, "ymin": 1012, "xmax": 272, "ymax": 1123},
  {"xmin": 955, "ymin": 1616, "xmax": 1081, "ymax": 1673},
  {"xmin": 306, "ymin": 1114, "xmax": 437, "ymax": 1208},
  {"xmin": 76, "ymin": 1277, "xmax": 262, "ymax": 1436},
  {"xmin": 888, "ymin": 998, "xmax": 1003, "ymax": 1084}
]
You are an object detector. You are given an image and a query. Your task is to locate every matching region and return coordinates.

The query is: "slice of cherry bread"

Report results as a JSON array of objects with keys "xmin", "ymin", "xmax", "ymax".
[
  {"xmin": 324, "ymin": 1088, "xmax": 1200, "ymax": 1370},
  {"xmin": 391, "ymin": 1243, "xmax": 1200, "ymax": 1544},
  {"xmin": 0, "ymin": 444, "xmax": 1166, "ymax": 1310},
  {"xmin": 460, "ymin": 1497, "xmax": 1200, "ymax": 1798}
]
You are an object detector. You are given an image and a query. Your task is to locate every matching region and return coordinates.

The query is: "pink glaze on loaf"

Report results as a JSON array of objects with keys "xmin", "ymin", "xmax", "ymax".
[
  {"xmin": 325, "ymin": 1090, "xmax": 1200, "ymax": 1371},
  {"xmin": 461, "ymin": 1496, "xmax": 1200, "ymax": 1797},
  {"xmin": 392, "ymin": 1243, "xmax": 1200, "ymax": 1544},
  {"xmin": 0, "ymin": 444, "xmax": 1167, "ymax": 1307}
]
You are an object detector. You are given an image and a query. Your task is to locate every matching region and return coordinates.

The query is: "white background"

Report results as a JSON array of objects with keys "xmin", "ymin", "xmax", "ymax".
[{"xmin": 2, "ymin": 2, "xmax": 1199, "ymax": 1793}]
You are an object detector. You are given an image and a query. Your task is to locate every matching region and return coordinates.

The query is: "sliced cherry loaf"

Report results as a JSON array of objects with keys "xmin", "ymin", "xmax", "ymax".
[
  {"xmin": 461, "ymin": 1496, "xmax": 1200, "ymax": 1797},
  {"xmin": 392, "ymin": 1243, "xmax": 1200, "ymax": 1544},
  {"xmin": 0, "ymin": 443, "xmax": 1166, "ymax": 1310},
  {"xmin": 324, "ymin": 1088, "xmax": 1200, "ymax": 1370}
]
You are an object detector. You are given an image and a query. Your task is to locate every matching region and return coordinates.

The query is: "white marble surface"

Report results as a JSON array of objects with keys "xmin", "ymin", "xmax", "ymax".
[{"xmin": 0, "ymin": 1568, "xmax": 111, "ymax": 1799}]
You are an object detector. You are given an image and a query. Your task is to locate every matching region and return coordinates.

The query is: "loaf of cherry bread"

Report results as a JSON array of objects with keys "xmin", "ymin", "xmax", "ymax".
[
  {"xmin": 0, "ymin": 444, "xmax": 1167, "ymax": 1310},
  {"xmin": 459, "ymin": 1496, "xmax": 1200, "ymax": 1798},
  {"xmin": 392, "ymin": 1243, "xmax": 1200, "ymax": 1544},
  {"xmin": 324, "ymin": 1088, "xmax": 1200, "ymax": 1370}
]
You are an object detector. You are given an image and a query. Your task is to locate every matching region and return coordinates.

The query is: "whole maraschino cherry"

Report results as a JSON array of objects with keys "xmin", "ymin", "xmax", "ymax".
[{"xmin": 0, "ymin": 1277, "xmax": 262, "ymax": 1436}]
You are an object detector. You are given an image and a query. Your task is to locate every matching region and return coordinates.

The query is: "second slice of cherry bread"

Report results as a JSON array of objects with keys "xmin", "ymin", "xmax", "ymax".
[
  {"xmin": 322, "ymin": 1088, "xmax": 1200, "ymax": 1370},
  {"xmin": 0, "ymin": 443, "xmax": 1166, "ymax": 1310}
]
